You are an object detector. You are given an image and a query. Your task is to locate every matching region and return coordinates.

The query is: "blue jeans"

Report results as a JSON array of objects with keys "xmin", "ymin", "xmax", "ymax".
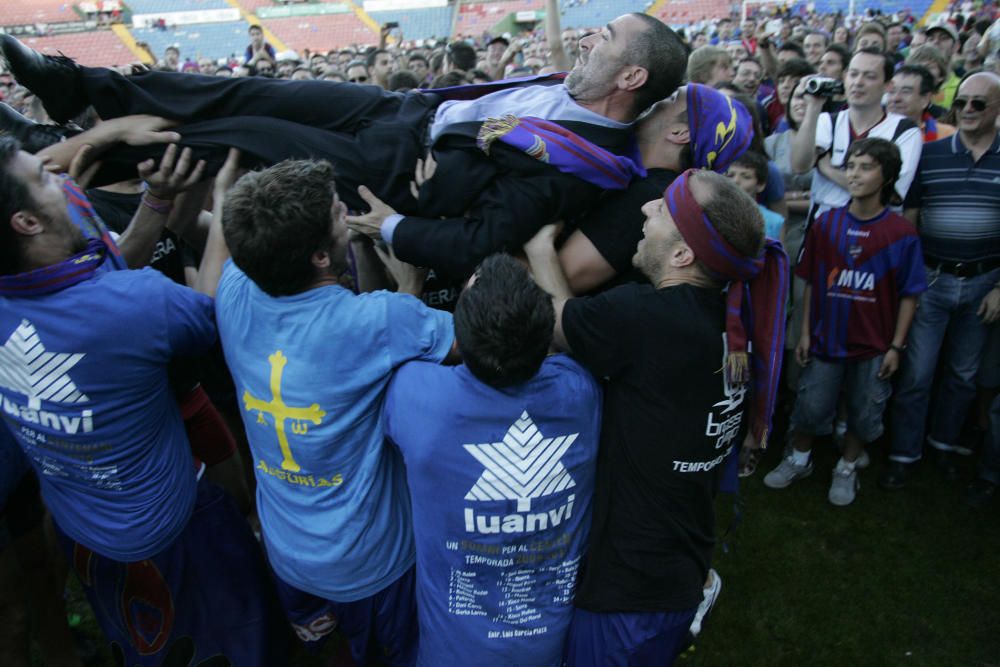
[
  {"xmin": 790, "ymin": 355, "xmax": 891, "ymax": 444},
  {"xmin": 889, "ymin": 268, "xmax": 1000, "ymax": 463}
]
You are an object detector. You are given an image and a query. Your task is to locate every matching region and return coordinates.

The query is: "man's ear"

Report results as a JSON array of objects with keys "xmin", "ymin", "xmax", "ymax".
[
  {"xmin": 619, "ymin": 65, "xmax": 649, "ymax": 93},
  {"xmin": 311, "ymin": 249, "xmax": 332, "ymax": 270},
  {"xmin": 9, "ymin": 211, "xmax": 43, "ymax": 237},
  {"xmin": 669, "ymin": 240, "xmax": 697, "ymax": 269},
  {"xmin": 667, "ymin": 124, "xmax": 691, "ymax": 146}
]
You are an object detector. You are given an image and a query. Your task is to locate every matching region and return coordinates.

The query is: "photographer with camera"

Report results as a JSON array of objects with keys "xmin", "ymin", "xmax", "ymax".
[{"xmin": 790, "ymin": 48, "xmax": 922, "ymax": 222}]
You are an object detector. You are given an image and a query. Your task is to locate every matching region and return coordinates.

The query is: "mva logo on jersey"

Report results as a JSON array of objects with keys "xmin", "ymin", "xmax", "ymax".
[
  {"xmin": 0, "ymin": 319, "xmax": 94, "ymax": 433},
  {"xmin": 463, "ymin": 411, "xmax": 578, "ymax": 535},
  {"xmin": 828, "ymin": 268, "xmax": 876, "ymax": 292}
]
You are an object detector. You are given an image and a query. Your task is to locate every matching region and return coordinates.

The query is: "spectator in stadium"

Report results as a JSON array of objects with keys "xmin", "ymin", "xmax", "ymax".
[
  {"xmin": 526, "ymin": 169, "xmax": 784, "ymax": 667},
  {"xmin": 198, "ymin": 57, "xmax": 216, "ymax": 76},
  {"xmin": 383, "ymin": 253, "xmax": 601, "ymax": 665},
  {"xmin": 790, "ymin": 49, "xmax": 922, "ymax": 220},
  {"xmin": 0, "ymin": 137, "xmax": 284, "ymax": 666},
  {"xmin": 854, "ymin": 23, "xmax": 888, "ymax": 53},
  {"xmin": 407, "ymin": 54, "xmax": 430, "ymax": 83},
  {"xmin": 253, "ymin": 59, "xmax": 275, "ymax": 77},
  {"xmin": 198, "ymin": 158, "xmax": 455, "ymax": 663},
  {"xmin": 388, "ymin": 70, "xmax": 419, "ymax": 91},
  {"xmin": 215, "ymin": 65, "xmax": 234, "ymax": 77},
  {"xmin": 442, "ymin": 41, "xmax": 476, "ymax": 75},
  {"xmin": 925, "ymin": 23, "xmax": 962, "ymax": 108},
  {"xmin": 713, "ymin": 17, "xmax": 735, "ymax": 45},
  {"xmin": 484, "ymin": 36, "xmax": 508, "ymax": 77},
  {"xmin": 368, "ymin": 48, "xmax": 394, "ymax": 88},
  {"xmin": 907, "ymin": 43, "xmax": 953, "ymax": 118},
  {"xmin": 291, "ymin": 67, "xmax": 314, "ymax": 81},
  {"xmin": 765, "ymin": 138, "xmax": 925, "ymax": 506},
  {"xmin": 563, "ymin": 28, "xmax": 581, "ymax": 62},
  {"xmin": 803, "ymin": 31, "xmax": 829, "ymax": 66},
  {"xmin": 833, "ymin": 26, "xmax": 851, "ymax": 46},
  {"xmin": 883, "ymin": 72, "xmax": 1000, "ymax": 489},
  {"xmin": 888, "ymin": 65, "xmax": 957, "ymax": 141},
  {"xmin": 1, "ymin": 14, "xmax": 687, "ymax": 282},
  {"xmin": 727, "ymin": 150, "xmax": 785, "ymax": 242},
  {"xmin": 244, "ymin": 24, "xmax": 276, "ymax": 68},
  {"xmin": 888, "ymin": 21, "xmax": 906, "ymax": 54},
  {"xmin": 345, "ymin": 60, "xmax": 369, "ymax": 83},
  {"xmin": 162, "ymin": 45, "xmax": 181, "ymax": 72},
  {"xmin": 309, "ymin": 54, "xmax": 328, "ymax": 77},
  {"xmin": 687, "ymin": 46, "xmax": 735, "ymax": 86},
  {"xmin": 818, "ymin": 43, "xmax": 850, "ymax": 81},
  {"xmin": 733, "ymin": 57, "xmax": 764, "ymax": 96},
  {"xmin": 763, "ymin": 57, "xmax": 815, "ymax": 134}
]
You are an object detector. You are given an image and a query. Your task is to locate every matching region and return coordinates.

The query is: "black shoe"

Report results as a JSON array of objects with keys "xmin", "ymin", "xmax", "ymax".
[
  {"xmin": 0, "ymin": 102, "xmax": 78, "ymax": 153},
  {"xmin": 0, "ymin": 34, "xmax": 85, "ymax": 123},
  {"xmin": 930, "ymin": 448, "xmax": 959, "ymax": 482},
  {"xmin": 879, "ymin": 461, "xmax": 913, "ymax": 490},
  {"xmin": 964, "ymin": 479, "xmax": 997, "ymax": 508}
]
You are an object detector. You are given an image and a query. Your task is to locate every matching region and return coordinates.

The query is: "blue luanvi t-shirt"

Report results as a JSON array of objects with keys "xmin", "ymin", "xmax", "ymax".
[
  {"xmin": 215, "ymin": 260, "xmax": 454, "ymax": 602},
  {"xmin": 0, "ymin": 268, "xmax": 216, "ymax": 560},
  {"xmin": 384, "ymin": 355, "xmax": 602, "ymax": 667}
]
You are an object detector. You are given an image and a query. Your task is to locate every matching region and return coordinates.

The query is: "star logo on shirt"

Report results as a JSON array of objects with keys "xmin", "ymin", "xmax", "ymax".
[
  {"xmin": 0, "ymin": 319, "xmax": 89, "ymax": 409},
  {"xmin": 464, "ymin": 411, "xmax": 577, "ymax": 512}
]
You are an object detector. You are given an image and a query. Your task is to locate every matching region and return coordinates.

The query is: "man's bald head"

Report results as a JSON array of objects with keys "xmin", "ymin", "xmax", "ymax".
[{"xmin": 955, "ymin": 71, "xmax": 1000, "ymax": 137}]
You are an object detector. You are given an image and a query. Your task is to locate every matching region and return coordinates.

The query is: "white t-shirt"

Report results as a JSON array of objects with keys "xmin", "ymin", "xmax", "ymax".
[{"xmin": 810, "ymin": 110, "xmax": 922, "ymax": 215}]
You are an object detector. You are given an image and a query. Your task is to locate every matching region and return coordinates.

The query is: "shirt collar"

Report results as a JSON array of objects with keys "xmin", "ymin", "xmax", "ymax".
[{"xmin": 951, "ymin": 131, "xmax": 1000, "ymax": 154}]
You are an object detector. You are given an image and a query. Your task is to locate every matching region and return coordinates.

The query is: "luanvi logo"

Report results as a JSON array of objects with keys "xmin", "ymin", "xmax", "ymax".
[
  {"xmin": 0, "ymin": 320, "xmax": 94, "ymax": 433},
  {"xmin": 463, "ymin": 412, "xmax": 578, "ymax": 535}
]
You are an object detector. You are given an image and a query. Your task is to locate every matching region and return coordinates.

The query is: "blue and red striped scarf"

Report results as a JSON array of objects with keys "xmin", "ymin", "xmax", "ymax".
[
  {"xmin": 476, "ymin": 115, "xmax": 646, "ymax": 190},
  {"xmin": 666, "ymin": 170, "xmax": 788, "ymax": 448}
]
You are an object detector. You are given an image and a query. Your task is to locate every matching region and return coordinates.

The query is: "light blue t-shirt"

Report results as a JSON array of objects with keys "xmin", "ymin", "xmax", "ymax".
[
  {"xmin": 215, "ymin": 261, "xmax": 454, "ymax": 601},
  {"xmin": 759, "ymin": 204, "xmax": 785, "ymax": 241},
  {"xmin": 384, "ymin": 355, "xmax": 602, "ymax": 666}
]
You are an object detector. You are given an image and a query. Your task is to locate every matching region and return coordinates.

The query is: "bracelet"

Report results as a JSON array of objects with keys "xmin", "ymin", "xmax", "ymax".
[
  {"xmin": 890, "ymin": 343, "xmax": 906, "ymax": 354},
  {"xmin": 141, "ymin": 193, "xmax": 173, "ymax": 215}
]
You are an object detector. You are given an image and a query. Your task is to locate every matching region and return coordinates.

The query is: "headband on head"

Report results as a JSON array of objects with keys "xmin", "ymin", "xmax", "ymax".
[
  {"xmin": 686, "ymin": 83, "xmax": 754, "ymax": 173},
  {"xmin": 664, "ymin": 170, "xmax": 788, "ymax": 448}
]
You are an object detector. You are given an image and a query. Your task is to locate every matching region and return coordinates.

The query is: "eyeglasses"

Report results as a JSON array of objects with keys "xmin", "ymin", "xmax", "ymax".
[
  {"xmin": 953, "ymin": 97, "xmax": 994, "ymax": 111},
  {"xmin": 349, "ymin": 76, "xmax": 367, "ymax": 83}
]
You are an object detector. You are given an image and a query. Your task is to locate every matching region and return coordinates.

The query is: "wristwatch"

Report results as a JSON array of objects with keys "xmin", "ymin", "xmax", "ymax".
[{"xmin": 890, "ymin": 343, "xmax": 906, "ymax": 354}]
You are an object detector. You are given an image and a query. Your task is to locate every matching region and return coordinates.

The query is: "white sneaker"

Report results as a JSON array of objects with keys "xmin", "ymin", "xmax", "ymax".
[
  {"xmin": 763, "ymin": 455, "xmax": 813, "ymax": 489},
  {"xmin": 689, "ymin": 569, "xmax": 721, "ymax": 637},
  {"xmin": 828, "ymin": 460, "xmax": 859, "ymax": 506}
]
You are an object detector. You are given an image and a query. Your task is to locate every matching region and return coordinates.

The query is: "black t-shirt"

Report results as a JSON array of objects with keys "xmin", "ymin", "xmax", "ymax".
[
  {"xmin": 563, "ymin": 282, "xmax": 748, "ymax": 613},
  {"xmin": 578, "ymin": 168, "xmax": 677, "ymax": 288},
  {"xmin": 86, "ymin": 188, "xmax": 187, "ymax": 286}
]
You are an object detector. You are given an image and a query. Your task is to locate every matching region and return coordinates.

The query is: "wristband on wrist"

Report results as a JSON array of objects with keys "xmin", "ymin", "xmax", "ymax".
[
  {"xmin": 890, "ymin": 343, "xmax": 906, "ymax": 354},
  {"xmin": 141, "ymin": 193, "xmax": 174, "ymax": 215}
]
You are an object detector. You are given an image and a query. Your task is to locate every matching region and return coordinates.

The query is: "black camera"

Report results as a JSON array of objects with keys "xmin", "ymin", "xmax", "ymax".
[{"xmin": 805, "ymin": 76, "xmax": 845, "ymax": 97}]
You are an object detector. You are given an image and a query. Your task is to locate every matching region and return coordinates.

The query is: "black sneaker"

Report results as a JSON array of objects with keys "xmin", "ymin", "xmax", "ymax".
[
  {"xmin": 0, "ymin": 102, "xmax": 79, "ymax": 153},
  {"xmin": 964, "ymin": 479, "xmax": 996, "ymax": 509},
  {"xmin": 879, "ymin": 460, "xmax": 913, "ymax": 490},
  {"xmin": 0, "ymin": 34, "xmax": 86, "ymax": 124}
]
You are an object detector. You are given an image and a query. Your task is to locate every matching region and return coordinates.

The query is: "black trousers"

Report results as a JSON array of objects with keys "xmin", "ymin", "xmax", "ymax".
[{"xmin": 85, "ymin": 69, "xmax": 439, "ymax": 212}]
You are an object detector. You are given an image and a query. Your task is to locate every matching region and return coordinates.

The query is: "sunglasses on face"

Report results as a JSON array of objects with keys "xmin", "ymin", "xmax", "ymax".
[
  {"xmin": 349, "ymin": 76, "xmax": 367, "ymax": 82},
  {"xmin": 953, "ymin": 97, "xmax": 993, "ymax": 111}
]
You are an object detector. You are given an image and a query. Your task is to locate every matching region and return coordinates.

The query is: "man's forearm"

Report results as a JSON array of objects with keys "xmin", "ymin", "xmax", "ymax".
[
  {"xmin": 526, "ymin": 244, "xmax": 573, "ymax": 302},
  {"xmin": 817, "ymin": 155, "xmax": 848, "ymax": 189},
  {"xmin": 892, "ymin": 295, "xmax": 918, "ymax": 348},
  {"xmin": 545, "ymin": 0, "xmax": 571, "ymax": 71},
  {"xmin": 790, "ymin": 112, "xmax": 820, "ymax": 174},
  {"xmin": 194, "ymin": 195, "xmax": 230, "ymax": 297},
  {"xmin": 117, "ymin": 193, "xmax": 173, "ymax": 268}
]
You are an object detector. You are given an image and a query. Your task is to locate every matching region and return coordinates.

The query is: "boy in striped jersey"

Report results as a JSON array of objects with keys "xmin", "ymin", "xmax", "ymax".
[{"xmin": 764, "ymin": 138, "xmax": 927, "ymax": 505}]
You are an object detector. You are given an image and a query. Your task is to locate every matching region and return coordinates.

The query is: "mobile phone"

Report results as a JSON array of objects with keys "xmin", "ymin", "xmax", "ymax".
[{"xmin": 384, "ymin": 22, "xmax": 399, "ymax": 30}]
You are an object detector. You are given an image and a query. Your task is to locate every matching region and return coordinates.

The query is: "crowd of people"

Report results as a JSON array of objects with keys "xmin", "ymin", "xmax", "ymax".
[{"xmin": 1, "ymin": 2, "xmax": 999, "ymax": 666}]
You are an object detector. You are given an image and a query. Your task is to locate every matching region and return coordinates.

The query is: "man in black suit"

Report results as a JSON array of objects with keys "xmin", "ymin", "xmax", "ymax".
[{"xmin": 1, "ymin": 14, "xmax": 686, "ymax": 278}]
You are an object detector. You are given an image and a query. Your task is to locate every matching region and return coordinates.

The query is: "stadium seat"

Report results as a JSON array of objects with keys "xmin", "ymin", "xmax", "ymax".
[
  {"xmin": 16, "ymin": 30, "xmax": 133, "ymax": 67},
  {"xmin": 654, "ymin": 0, "xmax": 730, "ymax": 26},
  {"xmin": 126, "ymin": 0, "xmax": 232, "ymax": 13},
  {"xmin": 368, "ymin": 7, "xmax": 453, "ymax": 41},
  {"xmin": 455, "ymin": 0, "xmax": 543, "ymax": 37},
  {"xmin": 557, "ymin": 0, "xmax": 648, "ymax": 30},
  {"xmin": 262, "ymin": 14, "xmax": 378, "ymax": 52},
  {"xmin": 131, "ymin": 20, "xmax": 253, "ymax": 61},
  {"xmin": 234, "ymin": 0, "xmax": 279, "ymax": 13},
  {"xmin": 2, "ymin": 0, "xmax": 83, "ymax": 25}
]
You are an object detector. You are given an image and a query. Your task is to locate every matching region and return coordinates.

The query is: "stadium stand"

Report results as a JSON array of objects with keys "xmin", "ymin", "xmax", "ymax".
[
  {"xmin": 653, "ymin": 0, "xmax": 730, "ymax": 25},
  {"xmin": 234, "ymin": 0, "xmax": 279, "ymax": 14},
  {"xmin": 2, "ymin": 0, "xmax": 83, "ymax": 26},
  {"xmin": 14, "ymin": 30, "xmax": 134, "ymax": 67},
  {"xmin": 557, "ymin": 0, "xmax": 648, "ymax": 30},
  {"xmin": 263, "ymin": 14, "xmax": 378, "ymax": 52},
  {"xmin": 126, "ymin": 0, "xmax": 232, "ymax": 12},
  {"xmin": 805, "ymin": 0, "xmax": 933, "ymax": 17},
  {"xmin": 455, "ymin": 0, "xmax": 543, "ymax": 37},
  {"xmin": 367, "ymin": 6, "xmax": 453, "ymax": 41},
  {"xmin": 131, "ymin": 21, "xmax": 252, "ymax": 61}
]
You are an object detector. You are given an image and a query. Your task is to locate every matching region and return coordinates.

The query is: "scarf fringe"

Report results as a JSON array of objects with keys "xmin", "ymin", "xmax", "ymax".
[
  {"xmin": 725, "ymin": 351, "xmax": 750, "ymax": 386},
  {"xmin": 477, "ymin": 114, "xmax": 520, "ymax": 155}
]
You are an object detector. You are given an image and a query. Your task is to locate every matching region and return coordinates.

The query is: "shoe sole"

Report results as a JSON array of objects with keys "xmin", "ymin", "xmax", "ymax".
[
  {"xmin": 763, "ymin": 466, "xmax": 813, "ymax": 489},
  {"xmin": 689, "ymin": 573, "xmax": 722, "ymax": 637},
  {"xmin": 829, "ymin": 479, "xmax": 859, "ymax": 506}
]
